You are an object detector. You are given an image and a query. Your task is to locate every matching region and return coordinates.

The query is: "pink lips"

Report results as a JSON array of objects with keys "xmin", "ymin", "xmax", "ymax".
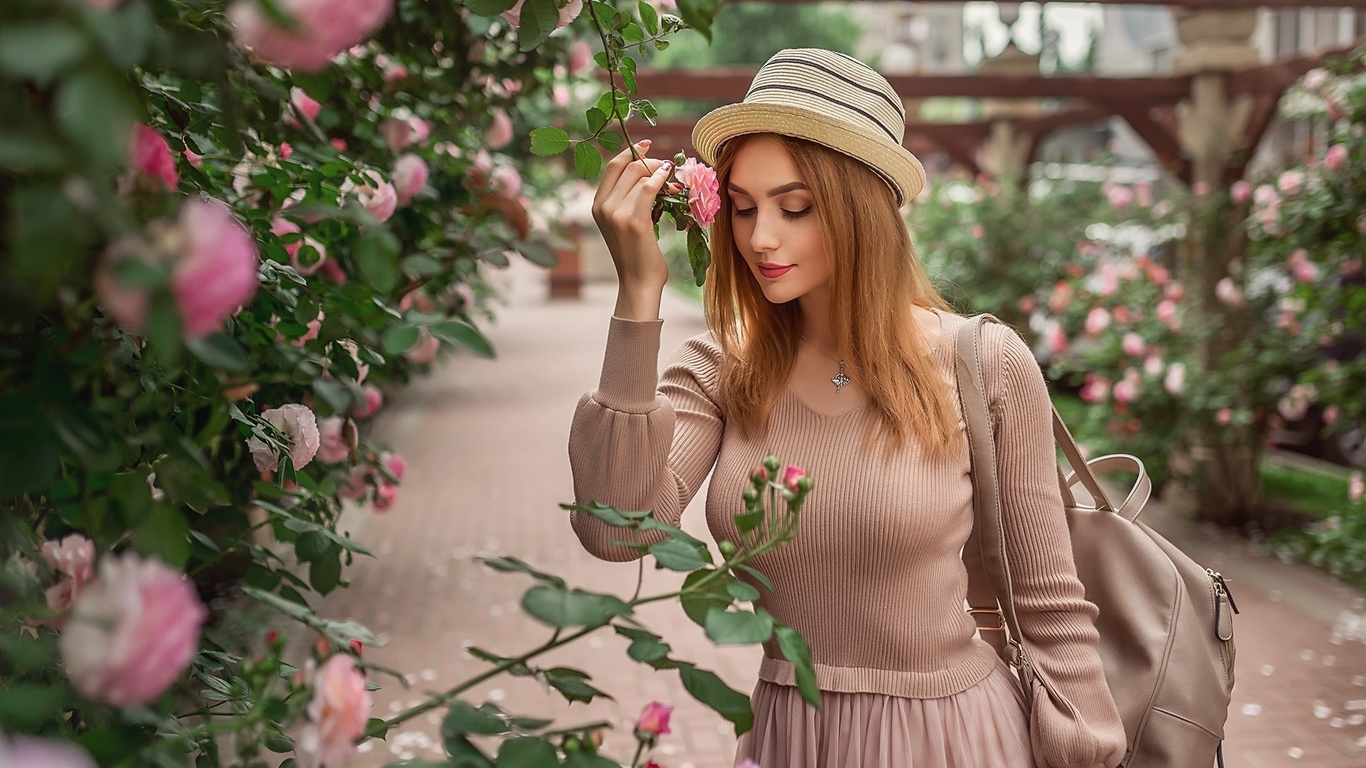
[{"xmin": 757, "ymin": 262, "xmax": 794, "ymax": 279}]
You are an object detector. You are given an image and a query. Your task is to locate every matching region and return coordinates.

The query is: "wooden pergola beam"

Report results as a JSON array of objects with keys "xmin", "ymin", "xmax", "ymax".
[
  {"xmin": 627, "ymin": 69, "xmax": 1190, "ymax": 103},
  {"xmin": 1109, "ymin": 104, "xmax": 1191, "ymax": 182},
  {"xmin": 1227, "ymin": 40, "xmax": 1366, "ymax": 94}
]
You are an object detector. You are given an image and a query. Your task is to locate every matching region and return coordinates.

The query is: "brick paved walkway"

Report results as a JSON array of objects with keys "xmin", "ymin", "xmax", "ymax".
[{"xmin": 320, "ymin": 261, "xmax": 1366, "ymax": 768}]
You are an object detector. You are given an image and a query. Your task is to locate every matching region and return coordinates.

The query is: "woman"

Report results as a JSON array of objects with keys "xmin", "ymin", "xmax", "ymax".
[{"xmin": 568, "ymin": 48, "xmax": 1124, "ymax": 768}]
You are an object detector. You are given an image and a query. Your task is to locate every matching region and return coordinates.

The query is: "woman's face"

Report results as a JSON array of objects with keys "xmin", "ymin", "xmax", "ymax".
[{"xmin": 726, "ymin": 136, "xmax": 829, "ymax": 305}]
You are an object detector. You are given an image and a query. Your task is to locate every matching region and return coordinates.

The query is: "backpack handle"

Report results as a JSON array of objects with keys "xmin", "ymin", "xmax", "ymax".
[{"xmin": 1063, "ymin": 454, "xmax": 1151, "ymax": 523}]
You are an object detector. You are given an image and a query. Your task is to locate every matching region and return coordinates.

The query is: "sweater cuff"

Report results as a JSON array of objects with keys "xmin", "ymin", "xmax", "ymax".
[{"xmin": 595, "ymin": 316, "xmax": 665, "ymax": 413}]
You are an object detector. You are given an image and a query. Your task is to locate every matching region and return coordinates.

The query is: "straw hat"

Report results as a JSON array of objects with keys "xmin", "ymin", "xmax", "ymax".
[{"xmin": 691, "ymin": 48, "xmax": 926, "ymax": 206}]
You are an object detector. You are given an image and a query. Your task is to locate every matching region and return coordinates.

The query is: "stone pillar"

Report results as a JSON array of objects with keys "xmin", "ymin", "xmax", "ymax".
[
  {"xmin": 1172, "ymin": 9, "xmax": 1260, "ymax": 190},
  {"xmin": 977, "ymin": 43, "xmax": 1042, "ymax": 178}
]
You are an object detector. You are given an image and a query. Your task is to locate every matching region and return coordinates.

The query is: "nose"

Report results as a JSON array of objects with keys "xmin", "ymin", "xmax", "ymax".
[{"xmin": 748, "ymin": 210, "xmax": 780, "ymax": 254}]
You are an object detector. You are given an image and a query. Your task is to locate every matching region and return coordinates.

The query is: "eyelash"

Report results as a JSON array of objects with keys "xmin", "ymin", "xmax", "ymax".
[{"xmin": 732, "ymin": 207, "xmax": 812, "ymax": 220}]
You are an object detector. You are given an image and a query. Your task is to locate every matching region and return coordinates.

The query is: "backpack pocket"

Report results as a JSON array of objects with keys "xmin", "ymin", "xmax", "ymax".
[{"xmin": 1129, "ymin": 707, "xmax": 1223, "ymax": 768}]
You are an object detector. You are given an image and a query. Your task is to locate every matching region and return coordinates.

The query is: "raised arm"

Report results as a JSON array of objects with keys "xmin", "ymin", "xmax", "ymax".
[{"xmin": 982, "ymin": 323, "xmax": 1127, "ymax": 768}]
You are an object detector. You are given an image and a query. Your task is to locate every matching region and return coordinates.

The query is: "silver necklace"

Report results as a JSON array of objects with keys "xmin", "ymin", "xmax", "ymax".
[{"xmin": 798, "ymin": 333, "xmax": 851, "ymax": 394}]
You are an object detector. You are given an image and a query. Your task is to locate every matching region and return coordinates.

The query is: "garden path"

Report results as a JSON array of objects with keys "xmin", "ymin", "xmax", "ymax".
[{"xmin": 321, "ymin": 259, "xmax": 1366, "ymax": 768}]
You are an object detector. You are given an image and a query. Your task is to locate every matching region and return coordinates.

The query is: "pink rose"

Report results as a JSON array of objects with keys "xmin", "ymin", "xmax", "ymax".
[
  {"xmin": 318, "ymin": 258, "xmax": 347, "ymax": 285},
  {"xmin": 1142, "ymin": 353, "xmax": 1163, "ymax": 377},
  {"xmin": 674, "ymin": 158, "xmax": 720, "ymax": 227},
  {"xmin": 290, "ymin": 87, "xmax": 321, "ymax": 123},
  {"xmin": 247, "ymin": 403, "xmax": 321, "ymax": 472},
  {"xmin": 316, "ymin": 417, "xmax": 351, "ymax": 463},
  {"xmin": 1215, "ymin": 408, "xmax": 1233, "ymax": 426},
  {"xmin": 635, "ymin": 701, "xmax": 673, "ymax": 737},
  {"xmin": 1084, "ymin": 306, "xmax": 1111, "ymax": 336},
  {"xmin": 59, "ymin": 553, "xmax": 206, "ymax": 707},
  {"xmin": 1303, "ymin": 68, "xmax": 1329, "ymax": 92},
  {"xmin": 1193, "ymin": 180, "xmax": 1211, "ymax": 197},
  {"xmin": 296, "ymin": 655, "xmax": 373, "ymax": 767},
  {"xmin": 568, "ymin": 39, "xmax": 593, "ymax": 77},
  {"xmin": 409, "ymin": 117, "xmax": 431, "ymax": 146},
  {"xmin": 353, "ymin": 384, "xmax": 384, "ymax": 419},
  {"xmin": 491, "ymin": 165, "xmax": 522, "ymax": 198},
  {"xmin": 292, "ymin": 314, "xmax": 324, "ymax": 347},
  {"xmin": 1017, "ymin": 295, "xmax": 1036, "ymax": 314},
  {"xmin": 337, "ymin": 465, "xmax": 371, "ymax": 500},
  {"xmin": 373, "ymin": 483, "xmax": 398, "ymax": 511},
  {"xmin": 0, "ymin": 734, "xmax": 98, "ymax": 768},
  {"xmin": 1214, "ymin": 277, "xmax": 1244, "ymax": 307},
  {"xmin": 1277, "ymin": 170, "xmax": 1303, "ymax": 196},
  {"xmin": 1112, "ymin": 305, "xmax": 1132, "ymax": 325},
  {"xmin": 392, "ymin": 153, "xmax": 429, "ymax": 206},
  {"xmin": 558, "ymin": 0, "xmax": 583, "ymax": 26},
  {"xmin": 552, "ymin": 83, "xmax": 572, "ymax": 108},
  {"xmin": 1113, "ymin": 377, "xmax": 1139, "ymax": 405},
  {"xmin": 1046, "ymin": 323, "xmax": 1068, "ymax": 355},
  {"xmin": 380, "ymin": 452, "xmax": 406, "ymax": 482},
  {"xmin": 1134, "ymin": 180, "xmax": 1153, "ymax": 208},
  {"xmin": 1121, "ymin": 333, "xmax": 1146, "ymax": 357},
  {"xmin": 1230, "ymin": 180, "xmax": 1252, "ymax": 204},
  {"xmin": 171, "ymin": 200, "xmax": 261, "ymax": 337},
  {"xmin": 127, "ymin": 124, "xmax": 178, "ymax": 192},
  {"xmin": 1047, "ymin": 281, "xmax": 1072, "ymax": 313},
  {"xmin": 344, "ymin": 170, "xmax": 397, "ymax": 223},
  {"xmin": 334, "ymin": 339, "xmax": 369, "ymax": 383},
  {"xmin": 379, "ymin": 118, "xmax": 414, "ymax": 151},
  {"xmin": 404, "ymin": 327, "xmax": 440, "ymax": 364},
  {"xmin": 228, "ymin": 0, "xmax": 394, "ymax": 72},
  {"xmin": 1256, "ymin": 205, "xmax": 1282, "ymax": 235},
  {"xmin": 183, "ymin": 147, "xmax": 204, "ymax": 168},
  {"xmin": 1080, "ymin": 374, "xmax": 1110, "ymax": 404},
  {"xmin": 1288, "ymin": 249, "xmax": 1320, "ymax": 283},
  {"xmin": 1324, "ymin": 144, "xmax": 1348, "ymax": 172},
  {"xmin": 485, "ymin": 108, "xmax": 514, "ymax": 150},
  {"xmin": 1324, "ymin": 405, "xmax": 1339, "ymax": 426},
  {"xmin": 41, "ymin": 534, "xmax": 96, "ymax": 617},
  {"xmin": 1105, "ymin": 184, "xmax": 1133, "ymax": 210},
  {"xmin": 1277, "ymin": 383, "xmax": 1317, "ymax": 422},
  {"xmin": 781, "ymin": 465, "xmax": 807, "ymax": 493},
  {"xmin": 1163, "ymin": 362, "xmax": 1187, "ymax": 396},
  {"xmin": 1350, "ymin": 472, "xmax": 1364, "ymax": 504}
]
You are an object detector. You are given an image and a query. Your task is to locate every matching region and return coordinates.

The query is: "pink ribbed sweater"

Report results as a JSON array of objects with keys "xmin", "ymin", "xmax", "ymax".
[{"xmin": 568, "ymin": 311, "xmax": 1125, "ymax": 768}]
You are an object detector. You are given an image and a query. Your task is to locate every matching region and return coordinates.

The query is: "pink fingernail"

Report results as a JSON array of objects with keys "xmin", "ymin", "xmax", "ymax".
[{"xmin": 639, "ymin": 139, "xmax": 652, "ymax": 147}]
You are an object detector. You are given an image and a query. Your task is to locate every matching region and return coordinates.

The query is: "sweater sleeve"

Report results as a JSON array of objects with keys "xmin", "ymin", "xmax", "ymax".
[
  {"xmin": 981, "ymin": 323, "xmax": 1127, "ymax": 768},
  {"xmin": 567, "ymin": 317, "xmax": 725, "ymax": 561}
]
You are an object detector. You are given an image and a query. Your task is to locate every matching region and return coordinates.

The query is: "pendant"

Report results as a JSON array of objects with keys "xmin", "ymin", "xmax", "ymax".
[{"xmin": 832, "ymin": 361, "xmax": 851, "ymax": 394}]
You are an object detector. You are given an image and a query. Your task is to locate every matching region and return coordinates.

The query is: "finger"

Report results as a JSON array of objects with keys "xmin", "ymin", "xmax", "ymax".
[
  {"xmin": 601, "ymin": 157, "xmax": 668, "ymax": 212},
  {"xmin": 596, "ymin": 140, "xmax": 652, "ymax": 204},
  {"xmin": 620, "ymin": 160, "xmax": 674, "ymax": 216}
]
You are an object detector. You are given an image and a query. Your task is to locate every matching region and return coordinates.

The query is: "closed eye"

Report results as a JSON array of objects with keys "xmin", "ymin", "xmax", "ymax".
[{"xmin": 732, "ymin": 207, "xmax": 812, "ymax": 220}]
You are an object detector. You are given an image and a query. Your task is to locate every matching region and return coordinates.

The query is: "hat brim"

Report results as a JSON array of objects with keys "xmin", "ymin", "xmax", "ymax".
[{"xmin": 691, "ymin": 102, "xmax": 926, "ymax": 206}]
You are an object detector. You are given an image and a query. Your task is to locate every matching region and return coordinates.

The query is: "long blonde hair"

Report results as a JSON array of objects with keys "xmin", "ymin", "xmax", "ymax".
[{"xmin": 703, "ymin": 134, "xmax": 959, "ymax": 457}]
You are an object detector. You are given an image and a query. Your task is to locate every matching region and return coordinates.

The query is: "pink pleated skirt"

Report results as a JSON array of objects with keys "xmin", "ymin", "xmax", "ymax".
[{"xmin": 734, "ymin": 658, "xmax": 1035, "ymax": 768}]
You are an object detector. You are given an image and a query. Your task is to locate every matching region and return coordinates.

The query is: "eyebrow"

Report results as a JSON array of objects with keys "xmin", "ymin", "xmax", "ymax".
[{"xmin": 727, "ymin": 181, "xmax": 810, "ymax": 198}]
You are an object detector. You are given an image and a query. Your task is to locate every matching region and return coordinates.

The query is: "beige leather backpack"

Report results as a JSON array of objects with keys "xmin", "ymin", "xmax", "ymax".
[{"xmin": 956, "ymin": 315, "xmax": 1239, "ymax": 768}]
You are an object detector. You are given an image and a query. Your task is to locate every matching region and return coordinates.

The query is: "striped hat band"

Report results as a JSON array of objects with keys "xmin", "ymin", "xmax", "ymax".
[{"xmin": 692, "ymin": 48, "xmax": 926, "ymax": 205}]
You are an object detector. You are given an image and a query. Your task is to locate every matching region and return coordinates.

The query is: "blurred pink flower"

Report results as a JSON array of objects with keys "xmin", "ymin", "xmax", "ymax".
[
  {"xmin": 228, "ymin": 0, "xmax": 394, "ymax": 72},
  {"xmin": 404, "ymin": 327, "xmax": 440, "ymax": 364},
  {"xmin": 41, "ymin": 534, "xmax": 96, "ymax": 617},
  {"xmin": 1324, "ymin": 144, "xmax": 1349, "ymax": 172},
  {"xmin": 318, "ymin": 258, "xmax": 347, "ymax": 285},
  {"xmin": 392, "ymin": 153, "xmax": 428, "ymax": 206},
  {"xmin": 1080, "ymin": 374, "xmax": 1110, "ymax": 404},
  {"xmin": 1113, "ymin": 377, "xmax": 1139, "ymax": 404},
  {"xmin": 1084, "ymin": 306, "xmax": 1111, "ymax": 336},
  {"xmin": 1134, "ymin": 180, "xmax": 1153, "ymax": 208},
  {"xmin": 380, "ymin": 452, "xmax": 406, "ymax": 483},
  {"xmin": 1277, "ymin": 383, "xmax": 1317, "ymax": 422},
  {"xmin": 1277, "ymin": 170, "xmax": 1303, "ymax": 196},
  {"xmin": 1113, "ymin": 305, "xmax": 1132, "ymax": 325},
  {"xmin": 1288, "ymin": 249, "xmax": 1320, "ymax": 283},
  {"xmin": 674, "ymin": 158, "xmax": 720, "ymax": 226},
  {"xmin": 379, "ymin": 118, "xmax": 412, "ymax": 151},
  {"xmin": 1105, "ymin": 184, "xmax": 1133, "ymax": 210},
  {"xmin": 1143, "ymin": 353, "xmax": 1164, "ymax": 377},
  {"xmin": 568, "ymin": 39, "xmax": 593, "ymax": 76},
  {"xmin": 293, "ymin": 314, "xmax": 324, "ymax": 347},
  {"xmin": 172, "ymin": 200, "xmax": 261, "ymax": 337},
  {"xmin": 290, "ymin": 87, "xmax": 321, "ymax": 123},
  {"xmin": 59, "ymin": 553, "xmax": 206, "ymax": 707},
  {"xmin": 1255, "ymin": 205, "xmax": 1281, "ymax": 235},
  {"xmin": 1350, "ymin": 472, "xmax": 1364, "ymax": 504},
  {"xmin": 1163, "ymin": 362, "xmax": 1187, "ymax": 396},
  {"xmin": 183, "ymin": 146, "xmax": 203, "ymax": 168},
  {"xmin": 1303, "ymin": 68, "xmax": 1329, "ymax": 92},
  {"xmin": 970, "ymin": 224, "xmax": 986, "ymax": 239},
  {"xmin": 1324, "ymin": 405, "xmax": 1339, "ymax": 426},
  {"xmin": 501, "ymin": 0, "xmax": 581, "ymax": 29},
  {"xmin": 247, "ymin": 403, "xmax": 321, "ymax": 472},
  {"xmin": 127, "ymin": 124, "xmax": 178, "ymax": 192},
  {"xmin": 316, "ymin": 417, "xmax": 351, "ymax": 463},
  {"xmin": 343, "ymin": 170, "xmax": 397, "ymax": 223},
  {"xmin": 1046, "ymin": 323, "xmax": 1068, "ymax": 355},
  {"xmin": 373, "ymin": 483, "xmax": 398, "ymax": 511},
  {"xmin": 636, "ymin": 701, "xmax": 673, "ymax": 737},
  {"xmin": 0, "ymin": 734, "xmax": 98, "ymax": 768},
  {"xmin": 491, "ymin": 165, "xmax": 522, "ymax": 198},
  {"xmin": 1047, "ymin": 281, "xmax": 1072, "ymax": 313},
  {"xmin": 1214, "ymin": 277, "xmax": 1244, "ymax": 307},
  {"xmin": 296, "ymin": 655, "xmax": 373, "ymax": 768},
  {"xmin": 781, "ymin": 465, "xmax": 807, "ymax": 493},
  {"xmin": 1215, "ymin": 408, "xmax": 1233, "ymax": 426},
  {"xmin": 1230, "ymin": 180, "xmax": 1251, "ymax": 204},
  {"xmin": 1121, "ymin": 333, "xmax": 1146, "ymax": 357},
  {"xmin": 552, "ymin": 83, "xmax": 572, "ymax": 108},
  {"xmin": 1192, "ymin": 180, "xmax": 1211, "ymax": 197},
  {"xmin": 334, "ymin": 339, "xmax": 369, "ymax": 383},
  {"xmin": 337, "ymin": 465, "xmax": 371, "ymax": 500},
  {"xmin": 353, "ymin": 384, "xmax": 384, "ymax": 419},
  {"xmin": 486, "ymin": 109, "xmax": 514, "ymax": 150},
  {"xmin": 1017, "ymin": 295, "xmax": 1036, "ymax": 314}
]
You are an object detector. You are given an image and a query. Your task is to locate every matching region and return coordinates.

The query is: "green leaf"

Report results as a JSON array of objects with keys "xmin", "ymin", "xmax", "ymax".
[
  {"xmin": 0, "ymin": 683, "xmax": 68, "ymax": 728},
  {"xmin": 242, "ymin": 586, "xmax": 384, "ymax": 648},
  {"xmin": 516, "ymin": 239, "xmax": 557, "ymax": 268},
  {"xmin": 776, "ymin": 624, "xmax": 821, "ymax": 708},
  {"xmin": 726, "ymin": 580, "xmax": 761, "ymax": 602},
  {"xmin": 679, "ymin": 665, "xmax": 752, "ymax": 735},
  {"xmin": 733, "ymin": 509, "xmax": 764, "ymax": 534},
  {"xmin": 521, "ymin": 586, "xmax": 629, "ymax": 629},
  {"xmin": 585, "ymin": 107, "xmax": 607, "ymax": 134},
  {"xmin": 544, "ymin": 668, "xmax": 610, "ymax": 704},
  {"xmin": 679, "ymin": 569, "xmax": 731, "ymax": 626},
  {"xmin": 186, "ymin": 334, "xmax": 254, "ymax": 371},
  {"xmin": 648, "ymin": 538, "xmax": 706, "ymax": 571},
  {"xmin": 132, "ymin": 507, "xmax": 190, "ymax": 568},
  {"xmin": 529, "ymin": 127, "xmax": 571, "ymax": 157},
  {"xmin": 365, "ymin": 718, "xmax": 389, "ymax": 740},
  {"xmin": 155, "ymin": 455, "xmax": 228, "ymax": 512},
  {"xmin": 294, "ymin": 531, "xmax": 330, "ymax": 561},
  {"xmin": 0, "ymin": 22, "xmax": 88, "ymax": 85},
  {"xmin": 494, "ymin": 736, "xmax": 557, "ymax": 767},
  {"xmin": 444, "ymin": 701, "xmax": 510, "ymax": 737},
  {"xmin": 638, "ymin": 517, "xmax": 705, "ymax": 548},
  {"xmin": 704, "ymin": 607, "xmax": 774, "ymax": 645},
  {"xmin": 356, "ymin": 229, "xmax": 400, "ymax": 294},
  {"xmin": 675, "ymin": 0, "xmax": 723, "ymax": 42},
  {"xmin": 432, "ymin": 319, "xmax": 494, "ymax": 358},
  {"xmin": 478, "ymin": 556, "xmax": 566, "ymax": 588},
  {"xmin": 517, "ymin": 0, "xmax": 560, "ymax": 51},
  {"xmin": 382, "ymin": 324, "xmax": 420, "ymax": 355},
  {"xmin": 597, "ymin": 130, "xmax": 624, "ymax": 153},
  {"xmin": 278, "ymin": 516, "xmax": 373, "ymax": 557},
  {"xmin": 309, "ymin": 548, "xmax": 342, "ymax": 594},
  {"xmin": 622, "ymin": 22, "xmax": 644, "ymax": 43},
  {"xmin": 562, "ymin": 500, "xmax": 649, "ymax": 527},
  {"xmin": 574, "ymin": 142, "xmax": 602, "ymax": 179},
  {"xmin": 687, "ymin": 225, "xmax": 711, "ymax": 286},
  {"xmin": 401, "ymin": 255, "xmax": 444, "ymax": 277},
  {"xmin": 312, "ymin": 378, "xmax": 354, "ymax": 412},
  {"xmin": 638, "ymin": 1, "xmax": 659, "ymax": 35},
  {"xmin": 0, "ymin": 394, "xmax": 59, "ymax": 497},
  {"xmin": 466, "ymin": 0, "xmax": 519, "ymax": 14},
  {"xmin": 55, "ymin": 65, "xmax": 136, "ymax": 167},
  {"xmin": 563, "ymin": 753, "xmax": 620, "ymax": 768},
  {"xmin": 735, "ymin": 564, "xmax": 775, "ymax": 592}
]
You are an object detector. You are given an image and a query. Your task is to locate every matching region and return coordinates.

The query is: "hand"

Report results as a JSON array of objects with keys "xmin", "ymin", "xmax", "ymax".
[{"xmin": 592, "ymin": 140, "xmax": 674, "ymax": 309}]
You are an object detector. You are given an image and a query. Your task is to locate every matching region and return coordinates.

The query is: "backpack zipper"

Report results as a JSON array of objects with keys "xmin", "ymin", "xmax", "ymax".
[{"xmin": 1207, "ymin": 568, "xmax": 1239, "ymax": 682}]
